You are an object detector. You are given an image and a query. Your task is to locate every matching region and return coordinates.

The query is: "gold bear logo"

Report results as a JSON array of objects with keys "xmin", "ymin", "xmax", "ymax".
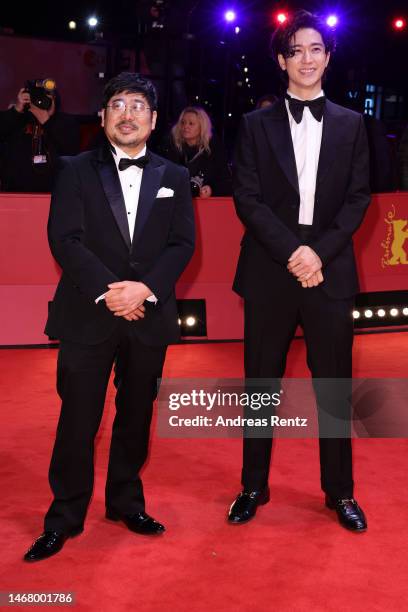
[
  {"xmin": 381, "ymin": 205, "xmax": 408, "ymax": 267},
  {"xmin": 384, "ymin": 218, "xmax": 408, "ymax": 265}
]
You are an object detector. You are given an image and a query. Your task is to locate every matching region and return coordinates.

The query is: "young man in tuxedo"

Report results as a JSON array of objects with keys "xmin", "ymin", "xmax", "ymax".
[
  {"xmin": 228, "ymin": 11, "xmax": 370, "ymax": 531},
  {"xmin": 24, "ymin": 73, "xmax": 195, "ymax": 561}
]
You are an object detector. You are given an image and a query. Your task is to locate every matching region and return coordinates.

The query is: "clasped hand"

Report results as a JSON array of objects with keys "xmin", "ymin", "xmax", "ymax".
[
  {"xmin": 104, "ymin": 281, "xmax": 152, "ymax": 321},
  {"xmin": 287, "ymin": 245, "xmax": 324, "ymax": 288}
]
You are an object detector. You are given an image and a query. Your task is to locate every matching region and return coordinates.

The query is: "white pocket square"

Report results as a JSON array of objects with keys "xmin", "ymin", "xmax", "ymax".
[{"xmin": 157, "ymin": 187, "xmax": 174, "ymax": 198}]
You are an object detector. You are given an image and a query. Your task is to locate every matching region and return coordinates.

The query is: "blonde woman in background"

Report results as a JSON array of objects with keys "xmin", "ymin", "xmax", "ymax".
[{"xmin": 162, "ymin": 106, "xmax": 232, "ymax": 197}]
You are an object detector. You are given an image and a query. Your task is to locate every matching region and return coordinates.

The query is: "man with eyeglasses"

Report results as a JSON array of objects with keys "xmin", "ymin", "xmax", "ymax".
[{"xmin": 24, "ymin": 73, "xmax": 195, "ymax": 561}]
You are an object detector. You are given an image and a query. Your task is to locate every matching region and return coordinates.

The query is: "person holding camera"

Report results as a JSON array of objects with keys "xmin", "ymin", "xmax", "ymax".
[
  {"xmin": 161, "ymin": 106, "xmax": 232, "ymax": 197},
  {"xmin": 0, "ymin": 81, "xmax": 79, "ymax": 192}
]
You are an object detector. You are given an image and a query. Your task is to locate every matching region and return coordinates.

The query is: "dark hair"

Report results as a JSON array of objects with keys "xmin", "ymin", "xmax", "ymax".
[
  {"xmin": 270, "ymin": 10, "xmax": 336, "ymax": 63},
  {"xmin": 102, "ymin": 72, "xmax": 158, "ymax": 111}
]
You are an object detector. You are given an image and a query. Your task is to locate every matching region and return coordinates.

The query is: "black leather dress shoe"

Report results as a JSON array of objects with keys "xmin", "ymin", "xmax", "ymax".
[
  {"xmin": 106, "ymin": 509, "xmax": 165, "ymax": 535},
  {"xmin": 325, "ymin": 496, "xmax": 367, "ymax": 532},
  {"xmin": 23, "ymin": 527, "xmax": 83, "ymax": 562},
  {"xmin": 228, "ymin": 487, "xmax": 270, "ymax": 524}
]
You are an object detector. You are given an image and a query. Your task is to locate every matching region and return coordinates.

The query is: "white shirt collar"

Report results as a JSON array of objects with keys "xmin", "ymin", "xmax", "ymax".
[
  {"xmin": 287, "ymin": 89, "xmax": 324, "ymax": 101},
  {"xmin": 110, "ymin": 143, "xmax": 147, "ymax": 168}
]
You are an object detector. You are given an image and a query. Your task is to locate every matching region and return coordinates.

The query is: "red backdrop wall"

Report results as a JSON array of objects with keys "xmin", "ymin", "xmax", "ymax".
[{"xmin": 0, "ymin": 193, "xmax": 407, "ymax": 345}]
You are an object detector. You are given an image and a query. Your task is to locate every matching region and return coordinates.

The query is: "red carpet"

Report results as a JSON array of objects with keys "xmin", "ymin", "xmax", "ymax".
[{"xmin": 1, "ymin": 333, "xmax": 407, "ymax": 611}]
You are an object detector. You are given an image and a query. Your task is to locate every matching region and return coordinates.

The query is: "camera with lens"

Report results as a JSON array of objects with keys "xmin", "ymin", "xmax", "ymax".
[
  {"xmin": 24, "ymin": 78, "xmax": 57, "ymax": 111},
  {"xmin": 190, "ymin": 171, "xmax": 204, "ymax": 197}
]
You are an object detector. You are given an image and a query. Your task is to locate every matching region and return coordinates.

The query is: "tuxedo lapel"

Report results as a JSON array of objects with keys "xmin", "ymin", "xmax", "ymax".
[
  {"xmin": 132, "ymin": 156, "xmax": 165, "ymax": 246},
  {"xmin": 261, "ymin": 99, "xmax": 299, "ymax": 194},
  {"xmin": 317, "ymin": 100, "xmax": 346, "ymax": 187},
  {"xmin": 94, "ymin": 148, "xmax": 131, "ymax": 250}
]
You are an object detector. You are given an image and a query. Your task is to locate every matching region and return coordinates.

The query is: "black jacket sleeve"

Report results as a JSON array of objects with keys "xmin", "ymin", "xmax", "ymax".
[{"xmin": 48, "ymin": 157, "xmax": 120, "ymax": 300}]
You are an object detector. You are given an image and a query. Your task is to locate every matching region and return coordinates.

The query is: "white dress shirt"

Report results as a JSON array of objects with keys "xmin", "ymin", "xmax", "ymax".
[
  {"xmin": 112, "ymin": 143, "xmax": 146, "ymax": 241},
  {"xmin": 285, "ymin": 89, "xmax": 324, "ymax": 226},
  {"xmin": 95, "ymin": 142, "xmax": 157, "ymax": 304}
]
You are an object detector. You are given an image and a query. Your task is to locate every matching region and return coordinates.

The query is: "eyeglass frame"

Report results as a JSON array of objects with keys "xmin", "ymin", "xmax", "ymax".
[{"xmin": 106, "ymin": 100, "xmax": 152, "ymax": 114}]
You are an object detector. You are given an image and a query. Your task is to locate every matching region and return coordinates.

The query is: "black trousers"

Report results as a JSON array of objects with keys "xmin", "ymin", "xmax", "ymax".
[
  {"xmin": 242, "ymin": 280, "xmax": 354, "ymax": 500},
  {"xmin": 44, "ymin": 321, "xmax": 167, "ymax": 533}
]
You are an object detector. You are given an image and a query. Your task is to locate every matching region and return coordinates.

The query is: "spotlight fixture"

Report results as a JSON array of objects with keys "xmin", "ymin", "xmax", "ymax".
[
  {"xmin": 364, "ymin": 309, "xmax": 373, "ymax": 318},
  {"xmin": 390, "ymin": 308, "xmax": 399, "ymax": 317},
  {"xmin": 352, "ymin": 311, "xmax": 360, "ymax": 319},
  {"xmin": 326, "ymin": 15, "xmax": 338, "ymax": 27},
  {"xmin": 235, "ymin": 26, "xmax": 240, "ymax": 34},
  {"xmin": 377, "ymin": 309, "xmax": 386, "ymax": 317},
  {"xmin": 87, "ymin": 16, "xmax": 98, "ymax": 28},
  {"xmin": 68, "ymin": 20, "xmax": 77, "ymax": 30},
  {"xmin": 224, "ymin": 10, "xmax": 236, "ymax": 23},
  {"xmin": 403, "ymin": 308, "xmax": 408, "ymax": 316},
  {"xmin": 276, "ymin": 12, "xmax": 288, "ymax": 24},
  {"xmin": 177, "ymin": 299, "xmax": 207, "ymax": 337},
  {"xmin": 393, "ymin": 17, "xmax": 406, "ymax": 31}
]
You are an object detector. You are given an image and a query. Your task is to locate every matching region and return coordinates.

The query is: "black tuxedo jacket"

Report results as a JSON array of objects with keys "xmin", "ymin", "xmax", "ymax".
[
  {"xmin": 45, "ymin": 146, "xmax": 195, "ymax": 346},
  {"xmin": 232, "ymin": 98, "xmax": 371, "ymax": 300}
]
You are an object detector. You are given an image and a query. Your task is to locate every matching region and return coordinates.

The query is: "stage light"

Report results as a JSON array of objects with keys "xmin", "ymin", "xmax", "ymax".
[
  {"xmin": 276, "ymin": 12, "xmax": 288, "ymax": 25},
  {"xmin": 178, "ymin": 318, "xmax": 181, "ymax": 325},
  {"xmin": 245, "ymin": 77, "xmax": 249, "ymax": 82},
  {"xmin": 244, "ymin": 67, "xmax": 248, "ymax": 72},
  {"xmin": 87, "ymin": 16, "xmax": 98, "ymax": 28},
  {"xmin": 364, "ymin": 309, "xmax": 373, "ymax": 318},
  {"xmin": 390, "ymin": 308, "xmax": 399, "ymax": 317},
  {"xmin": 393, "ymin": 17, "xmax": 406, "ymax": 31},
  {"xmin": 68, "ymin": 20, "xmax": 77, "ymax": 30},
  {"xmin": 326, "ymin": 15, "xmax": 338, "ymax": 28},
  {"xmin": 235, "ymin": 26, "xmax": 240, "ymax": 34},
  {"xmin": 352, "ymin": 310, "xmax": 360, "ymax": 319},
  {"xmin": 377, "ymin": 309, "xmax": 386, "ymax": 318},
  {"xmin": 228, "ymin": 112, "xmax": 232, "ymax": 117},
  {"xmin": 224, "ymin": 10, "xmax": 236, "ymax": 23},
  {"xmin": 186, "ymin": 316, "xmax": 197, "ymax": 327},
  {"xmin": 403, "ymin": 307, "xmax": 408, "ymax": 316}
]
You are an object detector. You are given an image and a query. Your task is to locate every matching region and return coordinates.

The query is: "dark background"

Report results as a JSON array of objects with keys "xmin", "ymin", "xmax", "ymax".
[{"xmin": 1, "ymin": 1, "xmax": 407, "ymax": 139}]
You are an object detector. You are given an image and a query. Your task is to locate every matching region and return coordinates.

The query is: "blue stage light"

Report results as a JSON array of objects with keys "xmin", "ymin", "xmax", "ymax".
[
  {"xmin": 224, "ymin": 10, "xmax": 237, "ymax": 23},
  {"xmin": 326, "ymin": 15, "xmax": 338, "ymax": 27}
]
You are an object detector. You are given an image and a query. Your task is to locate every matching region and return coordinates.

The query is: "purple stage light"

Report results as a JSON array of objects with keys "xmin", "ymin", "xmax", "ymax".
[
  {"xmin": 224, "ymin": 10, "xmax": 237, "ymax": 23},
  {"xmin": 326, "ymin": 15, "xmax": 338, "ymax": 27}
]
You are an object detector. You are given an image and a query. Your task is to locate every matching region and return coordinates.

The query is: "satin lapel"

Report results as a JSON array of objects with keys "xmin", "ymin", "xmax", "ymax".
[
  {"xmin": 261, "ymin": 100, "xmax": 299, "ymax": 194},
  {"xmin": 95, "ymin": 152, "xmax": 131, "ymax": 250},
  {"xmin": 132, "ymin": 160, "xmax": 165, "ymax": 246},
  {"xmin": 317, "ymin": 101, "xmax": 344, "ymax": 187}
]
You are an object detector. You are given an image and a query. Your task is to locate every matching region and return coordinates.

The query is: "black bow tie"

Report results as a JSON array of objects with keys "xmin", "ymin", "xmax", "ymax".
[
  {"xmin": 118, "ymin": 155, "xmax": 149, "ymax": 171},
  {"xmin": 285, "ymin": 94, "xmax": 326, "ymax": 124}
]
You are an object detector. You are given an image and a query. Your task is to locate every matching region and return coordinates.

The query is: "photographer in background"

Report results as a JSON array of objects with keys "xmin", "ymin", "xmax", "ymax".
[
  {"xmin": 161, "ymin": 106, "xmax": 232, "ymax": 197},
  {"xmin": 0, "ymin": 80, "xmax": 80, "ymax": 192}
]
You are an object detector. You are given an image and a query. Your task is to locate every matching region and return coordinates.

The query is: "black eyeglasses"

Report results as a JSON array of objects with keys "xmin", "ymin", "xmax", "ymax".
[{"xmin": 106, "ymin": 100, "xmax": 151, "ymax": 114}]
